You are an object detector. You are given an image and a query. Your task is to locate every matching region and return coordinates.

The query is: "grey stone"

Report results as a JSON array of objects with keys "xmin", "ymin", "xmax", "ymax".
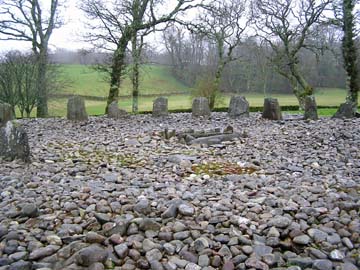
[
  {"xmin": 185, "ymin": 263, "xmax": 201, "ymax": 270},
  {"xmin": 58, "ymin": 224, "xmax": 83, "ymax": 236},
  {"xmin": 85, "ymin": 232, "xmax": 106, "ymax": 244},
  {"xmin": 293, "ymin": 235, "xmax": 310, "ymax": 245},
  {"xmin": 8, "ymin": 260, "xmax": 31, "ymax": 270},
  {"xmin": 193, "ymin": 237, "xmax": 210, "ymax": 252},
  {"xmin": 329, "ymin": 249, "xmax": 345, "ymax": 261},
  {"xmin": 180, "ymin": 250, "xmax": 198, "ymax": 263},
  {"xmin": 94, "ymin": 213, "xmax": 111, "ymax": 225},
  {"xmin": 340, "ymin": 262, "xmax": 358, "ymax": 270},
  {"xmin": 222, "ymin": 261, "xmax": 235, "ymax": 270},
  {"xmin": 75, "ymin": 245, "xmax": 108, "ymax": 266},
  {"xmin": 313, "ymin": 259, "xmax": 333, "ymax": 270},
  {"xmin": 9, "ymin": 251, "xmax": 28, "ymax": 261},
  {"xmin": 143, "ymin": 239, "xmax": 159, "ymax": 252},
  {"xmin": 245, "ymin": 257, "xmax": 269, "ymax": 270},
  {"xmin": 114, "ymin": 243, "xmax": 128, "ymax": 259},
  {"xmin": 169, "ymin": 257, "xmax": 188, "ymax": 268},
  {"xmin": 108, "ymin": 101, "xmax": 128, "ymax": 119},
  {"xmin": 173, "ymin": 231, "xmax": 190, "ymax": 240},
  {"xmin": 161, "ymin": 204, "xmax": 178, "ymax": 219},
  {"xmin": 198, "ymin": 255, "xmax": 210, "ymax": 267},
  {"xmin": 192, "ymin": 97, "xmax": 211, "ymax": 118},
  {"xmin": 20, "ymin": 203, "xmax": 39, "ymax": 218},
  {"xmin": 89, "ymin": 263, "xmax": 105, "ymax": 270},
  {"xmin": 327, "ymin": 233, "xmax": 341, "ymax": 245},
  {"xmin": 163, "ymin": 243, "xmax": 175, "ymax": 255},
  {"xmin": 29, "ymin": 245, "xmax": 59, "ymax": 260},
  {"xmin": 137, "ymin": 259, "xmax": 150, "ymax": 269},
  {"xmin": 0, "ymin": 103, "xmax": 14, "ymax": 127},
  {"xmin": 67, "ymin": 96, "xmax": 88, "ymax": 121},
  {"xmin": 146, "ymin": 249, "xmax": 163, "ymax": 262},
  {"xmin": 253, "ymin": 245, "xmax": 273, "ymax": 257},
  {"xmin": 333, "ymin": 102, "xmax": 356, "ymax": 118},
  {"xmin": 134, "ymin": 199, "xmax": 151, "ymax": 215},
  {"xmin": 308, "ymin": 229, "xmax": 328, "ymax": 242},
  {"xmin": 228, "ymin": 96, "xmax": 249, "ymax": 118},
  {"xmin": 287, "ymin": 257, "xmax": 313, "ymax": 268},
  {"xmin": 0, "ymin": 121, "xmax": 30, "ymax": 162},
  {"xmin": 139, "ymin": 218, "xmax": 161, "ymax": 231},
  {"xmin": 152, "ymin": 97, "xmax": 168, "ymax": 117},
  {"xmin": 163, "ymin": 261, "xmax": 177, "ymax": 270},
  {"xmin": 304, "ymin": 95, "xmax": 318, "ymax": 120},
  {"xmin": 262, "ymin": 98, "xmax": 282, "ymax": 120},
  {"xmin": 178, "ymin": 203, "xmax": 195, "ymax": 216},
  {"xmin": 151, "ymin": 261, "xmax": 165, "ymax": 270},
  {"xmin": 0, "ymin": 226, "xmax": 8, "ymax": 239},
  {"xmin": 218, "ymin": 245, "xmax": 232, "ymax": 260},
  {"xmin": 268, "ymin": 216, "xmax": 291, "ymax": 228},
  {"xmin": 232, "ymin": 254, "xmax": 247, "ymax": 265}
]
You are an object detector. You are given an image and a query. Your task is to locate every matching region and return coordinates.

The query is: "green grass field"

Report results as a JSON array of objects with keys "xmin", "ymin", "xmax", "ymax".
[
  {"xmin": 60, "ymin": 64, "xmax": 190, "ymax": 97},
  {"xmin": 27, "ymin": 64, "xmax": 359, "ymax": 117}
]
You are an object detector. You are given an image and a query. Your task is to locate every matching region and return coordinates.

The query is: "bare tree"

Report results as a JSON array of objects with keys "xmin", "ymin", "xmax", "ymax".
[
  {"xmin": 0, "ymin": 51, "xmax": 38, "ymax": 117},
  {"xmin": 80, "ymin": 0, "xmax": 198, "ymax": 113},
  {"xmin": 190, "ymin": 0, "xmax": 251, "ymax": 109},
  {"xmin": 254, "ymin": 0, "xmax": 331, "ymax": 110},
  {"xmin": 163, "ymin": 24, "xmax": 206, "ymax": 86},
  {"xmin": 0, "ymin": 0, "xmax": 64, "ymax": 117}
]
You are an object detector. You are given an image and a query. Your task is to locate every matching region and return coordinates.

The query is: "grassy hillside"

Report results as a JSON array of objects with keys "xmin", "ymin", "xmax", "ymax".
[{"xmin": 60, "ymin": 64, "xmax": 190, "ymax": 97}]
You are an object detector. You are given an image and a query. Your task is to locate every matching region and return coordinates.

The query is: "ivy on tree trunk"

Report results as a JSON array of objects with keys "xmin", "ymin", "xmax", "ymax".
[{"xmin": 342, "ymin": 0, "xmax": 359, "ymax": 110}]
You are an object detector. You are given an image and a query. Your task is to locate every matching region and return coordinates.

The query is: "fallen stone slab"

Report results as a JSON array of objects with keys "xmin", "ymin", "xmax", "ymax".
[{"xmin": 189, "ymin": 133, "xmax": 242, "ymax": 146}]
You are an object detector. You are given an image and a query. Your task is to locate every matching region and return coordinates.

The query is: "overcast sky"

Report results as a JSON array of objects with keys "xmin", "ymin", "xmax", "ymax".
[{"xmin": 0, "ymin": 2, "xmax": 88, "ymax": 53}]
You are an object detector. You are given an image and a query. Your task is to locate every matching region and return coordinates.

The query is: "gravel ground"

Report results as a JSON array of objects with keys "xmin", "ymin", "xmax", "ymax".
[{"xmin": 0, "ymin": 113, "xmax": 359, "ymax": 270}]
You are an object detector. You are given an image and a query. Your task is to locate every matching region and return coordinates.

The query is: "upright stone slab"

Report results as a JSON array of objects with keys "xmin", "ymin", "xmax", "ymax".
[
  {"xmin": 67, "ymin": 96, "xmax": 88, "ymax": 121},
  {"xmin": 0, "ymin": 103, "xmax": 14, "ymax": 127},
  {"xmin": 262, "ymin": 98, "xmax": 282, "ymax": 120},
  {"xmin": 0, "ymin": 121, "xmax": 30, "ymax": 162},
  {"xmin": 304, "ymin": 95, "xmax": 318, "ymax": 120},
  {"xmin": 333, "ymin": 102, "xmax": 356, "ymax": 119},
  {"xmin": 108, "ymin": 101, "xmax": 128, "ymax": 119},
  {"xmin": 192, "ymin": 97, "xmax": 211, "ymax": 118},
  {"xmin": 228, "ymin": 96, "xmax": 249, "ymax": 118},
  {"xmin": 152, "ymin": 97, "xmax": 169, "ymax": 117}
]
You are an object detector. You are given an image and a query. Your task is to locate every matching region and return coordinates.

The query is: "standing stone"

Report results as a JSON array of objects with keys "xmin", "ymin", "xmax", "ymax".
[
  {"xmin": 228, "ymin": 96, "xmax": 249, "ymax": 118},
  {"xmin": 304, "ymin": 95, "xmax": 318, "ymax": 120},
  {"xmin": 108, "ymin": 101, "xmax": 128, "ymax": 119},
  {"xmin": 0, "ymin": 121, "xmax": 30, "ymax": 162},
  {"xmin": 0, "ymin": 103, "xmax": 14, "ymax": 127},
  {"xmin": 333, "ymin": 102, "xmax": 356, "ymax": 119},
  {"xmin": 153, "ymin": 97, "xmax": 169, "ymax": 117},
  {"xmin": 67, "ymin": 96, "xmax": 88, "ymax": 121},
  {"xmin": 192, "ymin": 97, "xmax": 211, "ymax": 118},
  {"xmin": 262, "ymin": 98, "xmax": 282, "ymax": 120}
]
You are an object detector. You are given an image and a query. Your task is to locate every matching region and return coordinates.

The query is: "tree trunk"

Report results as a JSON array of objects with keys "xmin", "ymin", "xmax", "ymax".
[
  {"xmin": 36, "ymin": 50, "xmax": 48, "ymax": 117},
  {"xmin": 132, "ymin": 34, "xmax": 140, "ymax": 114},
  {"xmin": 210, "ymin": 62, "xmax": 225, "ymax": 110},
  {"xmin": 342, "ymin": 0, "xmax": 359, "ymax": 111},
  {"xmin": 289, "ymin": 64, "xmax": 314, "ymax": 109},
  {"xmin": 106, "ymin": 32, "xmax": 131, "ymax": 114}
]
